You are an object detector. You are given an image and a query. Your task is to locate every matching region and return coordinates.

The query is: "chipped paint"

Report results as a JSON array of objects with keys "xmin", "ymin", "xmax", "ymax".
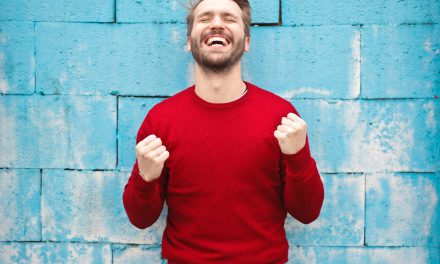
[
  {"xmin": 367, "ymin": 173, "xmax": 438, "ymax": 246},
  {"xmin": 424, "ymin": 37, "xmax": 432, "ymax": 52},
  {"xmin": 0, "ymin": 52, "xmax": 9, "ymax": 93},
  {"xmin": 422, "ymin": 101, "xmax": 436, "ymax": 129},
  {"xmin": 349, "ymin": 30, "xmax": 361, "ymax": 98},
  {"xmin": 0, "ymin": 101, "xmax": 17, "ymax": 166},
  {"xmin": 280, "ymin": 87, "xmax": 332, "ymax": 98}
]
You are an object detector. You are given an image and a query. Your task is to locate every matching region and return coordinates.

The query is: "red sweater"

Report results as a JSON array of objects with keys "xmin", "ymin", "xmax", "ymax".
[{"xmin": 123, "ymin": 81, "xmax": 324, "ymax": 263}]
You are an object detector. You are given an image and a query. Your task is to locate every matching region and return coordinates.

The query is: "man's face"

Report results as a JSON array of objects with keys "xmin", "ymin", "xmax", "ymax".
[{"xmin": 187, "ymin": 0, "xmax": 250, "ymax": 73}]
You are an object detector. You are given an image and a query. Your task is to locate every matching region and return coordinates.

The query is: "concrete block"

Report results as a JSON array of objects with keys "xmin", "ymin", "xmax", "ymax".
[
  {"xmin": 249, "ymin": 0, "xmax": 279, "ymax": 24},
  {"xmin": 117, "ymin": 0, "xmax": 279, "ymax": 24},
  {"xmin": 362, "ymin": 24, "xmax": 439, "ymax": 99},
  {"xmin": 117, "ymin": 0, "xmax": 187, "ymax": 23},
  {"xmin": 288, "ymin": 246, "xmax": 440, "ymax": 264},
  {"xmin": 36, "ymin": 22, "xmax": 192, "ymax": 96},
  {"xmin": 285, "ymin": 173, "xmax": 364, "ymax": 246},
  {"xmin": 118, "ymin": 97, "xmax": 165, "ymax": 170},
  {"xmin": 42, "ymin": 170, "xmax": 166, "ymax": 244},
  {"xmin": 0, "ymin": 242, "xmax": 111, "ymax": 263},
  {"xmin": 292, "ymin": 99, "xmax": 439, "ymax": 173},
  {"xmin": 112, "ymin": 244, "xmax": 165, "ymax": 264},
  {"xmin": 243, "ymin": 26, "xmax": 361, "ymax": 99},
  {"xmin": 0, "ymin": 169, "xmax": 41, "ymax": 241},
  {"xmin": 366, "ymin": 173, "xmax": 439, "ymax": 246},
  {"xmin": 0, "ymin": 0, "xmax": 114, "ymax": 22},
  {"xmin": 0, "ymin": 95, "xmax": 116, "ymax": 169},
  {"xmin": 0, "ymin": 22, "xmax": 34, "ymax": 94},
  {"xmin": 282, "ymin": 0, "xmax": 440, "ymax": 26}
]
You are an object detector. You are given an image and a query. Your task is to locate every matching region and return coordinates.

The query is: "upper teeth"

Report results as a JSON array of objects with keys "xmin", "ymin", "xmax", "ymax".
[{"xmin": 207, "ymin": 37, "xmax": 227, "ymax": 46}]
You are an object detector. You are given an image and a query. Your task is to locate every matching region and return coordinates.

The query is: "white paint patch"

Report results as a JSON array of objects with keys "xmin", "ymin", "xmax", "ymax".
[
  {"xmin": 186, "ymin": 61, "xmax": 195, "ymax": 85},
  {"xmin": 292, "ymin": 247, "xmax": 317, "ymax": 264},
  {"xmin": 171, "ymin": 0, "xmax": 178, "ymax": 11},
  {"xmin": 0, "ymin": 243, "xmax": 20, "ymax": 263},
  {"xmin": 0, "ymin": 170, "xmax": 18, "ymax": 239},
  {"xmin": 113, "ymin": 246, "xmax": 162, "ymax": 263},
  {"xmin": 345, "ymin": 104, "xmax": 414, "ymax": 172},
  {"xmin": 372, "ymin": 25, "xmax": 379, "ymax": 39},
  {"xmin": 0, "ymin": 101, "xmax": 17, "ymax": 166},
  {"xmin": 280, "ymin": 87, "xmax": 332, "ymax": 98},
  {"xmin": 284, "ymin": 174, "xmax": 364, "ymax": 245},
  {"xmin": 368, "ymin": 173, "xmax": 438, "ymax": 245},
  {"xmin": 0, "ymin": 32, "xmax": 7, "ymax": 44},
  {"xmin": 39, "ymin": 107, "xmax": 69, "ymax": 166},
  {"xmin": 59, "ymin": 71, "xmax": 68, "ymax": 87},
  {"xmin": 422, "ymin": 101, "xmax": 436, "ymax": 129},
  {"xmin": 77, "ymin": 42, "xmax": 88, "ymax": 51},
  {"xmin": 344, "ymin": 101, "xmax": 361, "ymax": 130},
  {"xmin": 171, "ymin": 28, "xmax": 181, "ymax": 44},
  {"xmin": 369, "ymin": 245, "xmax": 429, "ymax": 263},
  {"xmin": 0, "ymin": 52, "xmax": 10, "ymax": 93},
  {"xmin": 424, "ymin": 37, "xmax": 432, "ymax": 52},
  {"xmin": 349, "ymin": 30, "xmax": 361, "ymax": 98}
]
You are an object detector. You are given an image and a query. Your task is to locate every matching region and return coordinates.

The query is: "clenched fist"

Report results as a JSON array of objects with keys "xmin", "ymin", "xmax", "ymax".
[
  {"xmin": 274, "ymin": 112, "xmax": 307, "ymax": 155},
  {"xmin": 136, "ymin": 134, "xmax": 170, "ymax": 182}
]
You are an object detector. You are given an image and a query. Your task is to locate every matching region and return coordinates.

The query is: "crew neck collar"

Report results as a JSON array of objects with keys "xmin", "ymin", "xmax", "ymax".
[{"xmin": 190, "ymin": 81, "xmax": 253, "ymax": 109}]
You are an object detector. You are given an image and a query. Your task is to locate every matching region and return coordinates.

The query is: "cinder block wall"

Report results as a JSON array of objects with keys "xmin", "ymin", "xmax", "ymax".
[{"xmin": 0, "ymin": 0, "xmax": 438, "ymax": 263}]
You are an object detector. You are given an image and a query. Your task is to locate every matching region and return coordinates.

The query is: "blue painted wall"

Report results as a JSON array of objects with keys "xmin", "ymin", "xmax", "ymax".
[{"xmin": 0, "ymin": 0, "xmax": 439, "ymax": 263}]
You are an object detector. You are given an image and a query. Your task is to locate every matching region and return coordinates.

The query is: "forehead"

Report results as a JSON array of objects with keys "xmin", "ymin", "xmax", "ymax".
[{"xmin": 194, "ymin": 0, "xmax": 242, "ymax": 17}]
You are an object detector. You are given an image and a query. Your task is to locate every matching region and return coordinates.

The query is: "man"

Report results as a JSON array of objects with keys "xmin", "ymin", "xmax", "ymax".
[{"xmin": 123, "ymin": 0, "xmax": 324, "ymax": 263}]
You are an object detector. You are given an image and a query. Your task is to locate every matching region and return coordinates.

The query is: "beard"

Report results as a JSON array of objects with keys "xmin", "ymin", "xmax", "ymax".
[{"xmin": 190, "ymin": 30, "xmax": 246, "ymax": 74}]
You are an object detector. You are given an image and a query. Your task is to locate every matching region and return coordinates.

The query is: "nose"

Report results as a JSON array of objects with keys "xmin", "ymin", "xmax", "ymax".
[{"xmin": 210, "ymin": 15, "xmax": 225, "ymax": 29}]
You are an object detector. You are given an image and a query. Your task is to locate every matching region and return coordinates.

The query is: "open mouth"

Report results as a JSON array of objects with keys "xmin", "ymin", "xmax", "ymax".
[{"xmin": 204, "ymin": 35, "xmax": 230, "ymax": 47}]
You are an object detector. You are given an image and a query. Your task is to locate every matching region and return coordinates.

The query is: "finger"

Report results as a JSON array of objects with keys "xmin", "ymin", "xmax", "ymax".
[
  {"xmin": 281, "ymin": 117, "xmax": 296, "ymax": 127},
  {"xmin": 277, "ymin": 124, "xmax": 293, "ymax": 133},
  {"xmin": 150, "ymin": 145, "xmax": 166, "ymax": 157},
  {"xmin": 139, "ymin": 134, "xmax": 156, "ymax": 147},
  {"xmin": 274, "ymin": 130, "xmax": 286, "ymax": 140},
  {"xmin": 287, "ymin": 112, "xmax": 301, "ymax": 121},
  {"xmin": 156, "ymin": 150, "xmax": 170, "ymax": 163},
  {"xmin": 144, "ymin": 138, "xmax": 163, "ymax": 153}
]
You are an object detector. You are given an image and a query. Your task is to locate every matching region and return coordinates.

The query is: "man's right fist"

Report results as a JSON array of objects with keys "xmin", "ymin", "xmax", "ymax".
[{"xmin": 135, "ymin": 134, "xmax": 170, "ymax": 182}]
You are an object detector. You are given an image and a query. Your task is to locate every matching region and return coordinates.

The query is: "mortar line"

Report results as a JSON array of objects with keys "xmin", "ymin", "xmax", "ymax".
[
  {"xmin": 114, "ymin": 0, "xmax": 117, "ymax": 23},
  {"xmin": 116, "ymin": 96, "xmax": 119, "ymax": 169},
  {"xmin": 40, "ymin": 169, "xmax": 43, "ymax": 242},
  {"xmin": 279, "ymin": 0, "xmax": 282, "ymax": 25}
]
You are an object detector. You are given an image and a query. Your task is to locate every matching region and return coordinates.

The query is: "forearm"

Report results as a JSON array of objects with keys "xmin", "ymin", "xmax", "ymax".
[
  {"xmin": 282, "ymin": 143, "xmax": 324, "ymax": 224},
  {"xmin": 122, "ymin": 162, "xmax": 166, "ymax": 229}
]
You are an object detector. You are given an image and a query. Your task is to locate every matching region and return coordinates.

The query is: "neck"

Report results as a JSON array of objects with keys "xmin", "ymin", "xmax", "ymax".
[{"xmin": 194, "ymin": 62, "xmax": 246, "ymax": 103}]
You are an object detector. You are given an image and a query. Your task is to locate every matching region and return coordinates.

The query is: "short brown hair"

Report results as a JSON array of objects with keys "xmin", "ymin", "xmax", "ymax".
[{"xmin": 185, "ymin": 0, "xmax": 251, "ymax": 37}]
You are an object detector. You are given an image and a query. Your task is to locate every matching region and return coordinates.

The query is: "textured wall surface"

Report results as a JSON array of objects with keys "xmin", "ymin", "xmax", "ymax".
[{"xmin": 0, "ymin": 0, "xmax": 439, "ymax": 263}]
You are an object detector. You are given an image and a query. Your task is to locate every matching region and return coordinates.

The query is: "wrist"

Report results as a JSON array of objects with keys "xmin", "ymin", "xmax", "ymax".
[{"xmin": 138, "ymin": 170, "xmax": 151, "ymax": 182}]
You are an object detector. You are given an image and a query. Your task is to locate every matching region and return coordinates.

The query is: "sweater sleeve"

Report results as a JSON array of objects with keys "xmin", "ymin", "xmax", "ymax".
[
  {"xmin": 280, "ymin": 108, "xmax": 324, "ymax": 224},
  {"xmin": 122, "ymin": 110, "xmax": 168, "ymax": 229}
]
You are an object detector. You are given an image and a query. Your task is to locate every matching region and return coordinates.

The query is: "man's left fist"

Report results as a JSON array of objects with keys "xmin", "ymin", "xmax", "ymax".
[{"xmin": 274, "ymin": 112, "xmax": 307, "ymax": 155}]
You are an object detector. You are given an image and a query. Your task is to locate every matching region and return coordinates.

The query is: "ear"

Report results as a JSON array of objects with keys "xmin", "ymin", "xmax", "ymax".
[
  {"xmin": 186, "ymin": 36, "xmax": 192, "ymax": 51},
  {"xmin": 244, "ymin": 36, "xmax": 250, "ymax": 52}
]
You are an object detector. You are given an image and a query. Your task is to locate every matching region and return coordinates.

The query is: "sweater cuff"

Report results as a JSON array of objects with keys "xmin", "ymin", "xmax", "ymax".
[
  {"xmin": 282, "ymin": 144, "xmax": 313, "ymax": 174},
  {"xmin": 133, "ymin": 169, "xmax": 160, "ymax": 194}
]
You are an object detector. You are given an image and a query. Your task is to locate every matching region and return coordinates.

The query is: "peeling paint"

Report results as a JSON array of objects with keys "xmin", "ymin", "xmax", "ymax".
[
  {"xmin": 422, "ymin": 101, "xmax": 436, "ymax": 129},
  {"xmin": 0, "ymin": 52, "xmax": 9, "ymax": 93},
  {"xmin": 0, "ymin": 100, "xmax": 17, "ymax": 166},
  {"xmin": 280, "ymin": 87, "xmax": 332, "ymax": 98},
  {"xmin": 349, "ymin": 31, "xmax": 361, "ymax": 98}
]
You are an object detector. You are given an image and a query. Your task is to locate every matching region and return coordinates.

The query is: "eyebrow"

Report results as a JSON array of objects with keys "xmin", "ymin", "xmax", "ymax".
[{"xmin": 196, "ymin": 11, "xmax": 240, "ymax": 19}]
